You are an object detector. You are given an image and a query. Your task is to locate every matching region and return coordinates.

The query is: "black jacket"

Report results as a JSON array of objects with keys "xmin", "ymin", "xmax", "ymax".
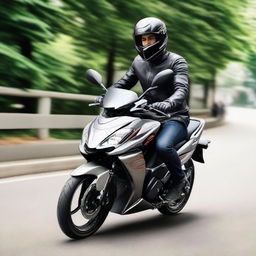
[{"xmin": 112, "ymin": 50, "xmax": 190, "ymax": 127}]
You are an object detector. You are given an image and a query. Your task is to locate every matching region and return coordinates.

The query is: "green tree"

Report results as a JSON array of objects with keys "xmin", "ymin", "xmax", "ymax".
[
  {"xmin": 244, "ymin": 0, "xmax": 256, "ymax": 93},
  {"xmin": 245, "ymin": 51, "xmax": 256, "ymax": 93},
  {"xmin": 1, "ymin": 0, "xmax": 250, "ymax": 112},
  {"xmin": 158, "ymin": 0, "xmax": 249, "ymax": 107},
  {"xmin": 63, "ymin": 0, "xmax": 249, "ymax": 105},
  {"xmin": 0, "ymin": 0, "xmax": 77, "ymax": 112}
]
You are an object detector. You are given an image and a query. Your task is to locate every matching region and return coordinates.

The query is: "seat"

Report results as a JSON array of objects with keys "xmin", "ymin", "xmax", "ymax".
[
  {"xmin": 187, "ymin": 119, "xmax": 201, "ymax": 138},
  {"xmin": 174, "ymin": 119, "xmax": 201, "ymax": 150}
]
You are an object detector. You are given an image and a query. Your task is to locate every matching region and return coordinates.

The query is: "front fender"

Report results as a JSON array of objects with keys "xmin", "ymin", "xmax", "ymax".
[{"xmin": 71, "ymin": 162, "xmax": 110, "ymax": 191}]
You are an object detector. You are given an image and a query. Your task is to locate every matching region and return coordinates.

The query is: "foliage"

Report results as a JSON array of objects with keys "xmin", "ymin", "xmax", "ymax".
[
  {"xmin": 0, "ymin": 0, "xmax": 253, "ymax": 114},
  {"xmin": 0, "ymin": 0, "xmax": 76, "ymax": 91},
  {"xmin": 233, "ymin": 90, "xmax": 250, "ymax": 106},
  {"xmin": 244, "ymin": 0, "xmax": 256, "ymax": 92},
  {"xmin": 244, "ymin": 51, "xmax": 256, "ymax": 93},
  {"xmin": 62, "ymin": 0, "xmax": 249, "ymax": 89}
]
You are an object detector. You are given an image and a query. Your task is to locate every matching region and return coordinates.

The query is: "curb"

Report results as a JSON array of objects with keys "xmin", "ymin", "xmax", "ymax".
[
  {"xmin": 0, "ymin": 140, "xmax": 80, "ymax": 162},
  {"xmin": 205, "ymin": 116, "xmax": 225, "ymax": 129},
  {"xmin": 0, "ymin": 116, "xmax": 224, "ymax": 178},
  {"xmin": 0, "ymin": 156, "xmax": 84, "ymax": 179}
]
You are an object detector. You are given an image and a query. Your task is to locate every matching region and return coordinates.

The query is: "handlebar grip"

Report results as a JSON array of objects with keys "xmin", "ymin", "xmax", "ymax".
[{"xmin": 148, "ymin": 106, "xmax": 170, "ymax": 117}]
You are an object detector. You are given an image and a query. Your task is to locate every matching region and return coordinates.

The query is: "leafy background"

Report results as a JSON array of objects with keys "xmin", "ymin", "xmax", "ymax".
[{"xmin": 0, "ymin": 0, "xmax": 255, "ymax": 139}]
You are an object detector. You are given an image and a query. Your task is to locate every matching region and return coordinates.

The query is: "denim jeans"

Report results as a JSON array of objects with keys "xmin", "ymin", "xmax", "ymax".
[{"xmin": 155, "ymin": 120, "xmax": 188, "ymax": 184}]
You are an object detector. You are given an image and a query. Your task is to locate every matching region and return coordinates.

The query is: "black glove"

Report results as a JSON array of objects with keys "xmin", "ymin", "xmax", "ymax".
[
  {"xmin": 151, "ymin": 101, "xmax": 171, "ymax": 113},
  {"xmin": 95, "ymin": 94, "xmax": 105, "ymax": 104}
]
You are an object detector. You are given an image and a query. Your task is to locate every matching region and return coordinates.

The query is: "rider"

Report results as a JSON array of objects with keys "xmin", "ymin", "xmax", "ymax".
[{"xmin": 101, "ymin": 17, "xmax": 190, "ymax": 200}]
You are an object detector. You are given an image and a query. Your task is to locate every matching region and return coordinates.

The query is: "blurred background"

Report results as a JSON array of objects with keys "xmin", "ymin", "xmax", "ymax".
[
  {"xmin": 1, "ymin": 2, "xmax": 256, "ymax": 254},
  {"xmin": 0, "ymin": 0, "xmax": 256, "ymax": 143}
]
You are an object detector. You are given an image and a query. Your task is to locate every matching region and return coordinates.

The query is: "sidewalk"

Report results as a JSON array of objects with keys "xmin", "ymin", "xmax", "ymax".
[{"xmin": 0, "ymin": 116, "xmax": 224, "ymax": 178}]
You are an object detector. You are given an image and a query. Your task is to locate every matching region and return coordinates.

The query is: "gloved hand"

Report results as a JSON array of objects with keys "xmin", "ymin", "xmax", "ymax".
[
  {"xmin": 151, "ymin": 101, "xmax": 171, "ymax": 113},
  {"xmin": 95, "ymin": 94, "xmax": 105, "ymax": 105}
]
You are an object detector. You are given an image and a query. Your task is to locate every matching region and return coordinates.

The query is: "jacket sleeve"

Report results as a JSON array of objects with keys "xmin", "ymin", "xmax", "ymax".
[
  {"xmin": 164, "ymin": 57, "xmax": 189, "ymax": 110},
  {"xmin": 111, "ymin": 63, "xmax": 138, "ymax": 90}
]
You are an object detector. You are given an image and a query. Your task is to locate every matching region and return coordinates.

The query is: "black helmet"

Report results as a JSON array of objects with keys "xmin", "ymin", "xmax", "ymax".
[{"xmin": 133, "ymin": 17, "xmax": 168, "ymax": 61}]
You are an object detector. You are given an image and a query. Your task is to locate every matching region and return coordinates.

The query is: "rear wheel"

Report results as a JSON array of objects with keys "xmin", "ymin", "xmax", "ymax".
[
  {"xmin": 158, "ymin": 159, "xmax": 195, "ymax": 215},
  {"xmin": 57, "ymin": 175, "xmax": 115, "ymax": 239}
]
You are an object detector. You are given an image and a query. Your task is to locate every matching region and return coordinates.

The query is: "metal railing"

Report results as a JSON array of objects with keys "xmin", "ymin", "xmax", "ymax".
[
  {"xmin": 0, "ymin": 86, "xmax": 97, "ymax": 139},
  {"xmin": 0, "ymin": 86, "xmax": 211, "ymax": 139}
]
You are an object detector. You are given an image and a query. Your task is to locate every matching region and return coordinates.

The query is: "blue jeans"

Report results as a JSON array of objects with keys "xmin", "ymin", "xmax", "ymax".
[{"xmin": 155, "ymin": 121, "xmax": 188, "ymax": 184}]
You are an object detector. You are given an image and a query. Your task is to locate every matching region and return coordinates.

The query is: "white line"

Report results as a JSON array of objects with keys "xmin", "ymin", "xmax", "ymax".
[{"xmin": 0, "ymin": 171, "xmax": 70, "ymax": 184}]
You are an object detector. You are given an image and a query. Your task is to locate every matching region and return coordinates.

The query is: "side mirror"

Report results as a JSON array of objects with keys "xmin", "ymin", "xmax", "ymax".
[
  {"xmin": 86, "ymin": 69, "xmax": 107, "ymax": 91},
  {"xmin": 138, "ymin": 69, "xmax": 174, "ymax": 100},
  {"xmin": 151, "ymin": 69, "xmax": 174, "ymax": 88},
  {"xmin": 138, "ymin": 86, "xmax": 158, "ymax": 100}
]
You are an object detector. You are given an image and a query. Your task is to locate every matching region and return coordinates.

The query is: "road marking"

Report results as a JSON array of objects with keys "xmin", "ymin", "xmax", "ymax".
[{"xmin": 0, "ymin": 171, "xmax": 70, "ymax": 184}]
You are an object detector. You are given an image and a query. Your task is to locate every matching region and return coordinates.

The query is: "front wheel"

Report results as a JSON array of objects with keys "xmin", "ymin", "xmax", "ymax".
[
  {"xmin": 158, "ymin": 159, "xmax": 195, "ymax": 215},
  {"xmin": 57, "ymin": 175, "xmax": 115, "ymax": 239}
]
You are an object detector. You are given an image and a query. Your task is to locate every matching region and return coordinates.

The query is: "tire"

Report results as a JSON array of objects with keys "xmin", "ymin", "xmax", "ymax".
[
  {"xmin": 158, "ymin": 159, "xmax": 195, "ymax": 215},
  {"xmin": 57, "ymin": 175, "xmax": 115, "ymax": 239}
]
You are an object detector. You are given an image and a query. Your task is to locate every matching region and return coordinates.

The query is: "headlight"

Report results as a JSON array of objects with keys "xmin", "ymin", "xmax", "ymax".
[{"xmin": 100, "ymin": 128, "xmax": 132, "ymax": 147}]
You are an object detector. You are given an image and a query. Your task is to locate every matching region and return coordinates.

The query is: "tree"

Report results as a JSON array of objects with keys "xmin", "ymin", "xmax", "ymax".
[
  {"xmin": 159, "ymin": 0, "xmax": 249, "ymax": 106},
  {"xmin": 244, "ymin": 0, "xmax": 256, "ymax": 93},
  {"xmin": 0, "ymin": 0, "xmax": 77, "ymax": 112},
  {"xmin": 1, "ymin": 0, "xmax": 250, "ymax": 112},
  {"xmin": 63, "ymin": 0, "xmax": 249, "ymax": 104}
]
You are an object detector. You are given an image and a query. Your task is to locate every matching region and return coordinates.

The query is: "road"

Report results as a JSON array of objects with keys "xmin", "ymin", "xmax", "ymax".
[{"xmin": 0, "ymin": 106, "xmax": 255, "ymax": 256}]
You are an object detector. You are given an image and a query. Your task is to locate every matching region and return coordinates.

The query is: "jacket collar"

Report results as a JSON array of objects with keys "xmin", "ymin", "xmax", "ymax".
[{"xmin": 148, "ymin": 50, "xmax": 169, "ymax": 64}]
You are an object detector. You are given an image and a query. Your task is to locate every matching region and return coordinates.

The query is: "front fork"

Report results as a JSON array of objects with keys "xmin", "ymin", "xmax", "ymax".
[{"xmin": 71, "ymin": 162, "xmax": 115, "ymax": 208}]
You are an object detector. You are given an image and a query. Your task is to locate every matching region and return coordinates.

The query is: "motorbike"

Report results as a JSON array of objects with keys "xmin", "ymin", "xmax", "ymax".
[{"xmin": 57, "ymin": 69, "xmax": 210, "ymax": 239}]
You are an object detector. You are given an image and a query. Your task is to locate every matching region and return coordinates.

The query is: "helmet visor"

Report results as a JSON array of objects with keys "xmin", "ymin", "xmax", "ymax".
[
  {"xmin": 134, "ymin": 33, "xmax": 162, "ymax": 47},
  {"xmin": 140, "ymin": 40, "xmax": 162, "ymax": 60}
]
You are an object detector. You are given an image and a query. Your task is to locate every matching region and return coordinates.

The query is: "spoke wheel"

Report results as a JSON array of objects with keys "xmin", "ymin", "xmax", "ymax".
[
  {"xmin": 158, "ymin": 160, "xmax": 195, "ymax": 215},
  {"xmin": 57, "ymin": 175, "xmax": 115, "ymax": 239}
]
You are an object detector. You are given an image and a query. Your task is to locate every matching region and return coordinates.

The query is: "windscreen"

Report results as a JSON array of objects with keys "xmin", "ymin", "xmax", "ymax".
[{"xmin": 102, "ymin": 88, "xmax": 139, "ymax": 109}]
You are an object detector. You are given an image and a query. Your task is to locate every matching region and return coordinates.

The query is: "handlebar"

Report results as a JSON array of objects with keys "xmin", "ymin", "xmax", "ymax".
[
  {"xmin": 147, "ymin": 106, "xmax": 170, "ymax": 117},
  {"xmin": 134, "ymin": 100, "xmax": 170, "ymax": 118},
  {"xmin": 89, "ymin": 95, "xmax": 170, "ymax": 118}
]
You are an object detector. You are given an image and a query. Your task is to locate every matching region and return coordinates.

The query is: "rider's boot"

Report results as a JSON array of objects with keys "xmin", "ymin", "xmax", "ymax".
[{"xmin": 165, "ymin": 176, "xmax": 189, "ymax": 201}]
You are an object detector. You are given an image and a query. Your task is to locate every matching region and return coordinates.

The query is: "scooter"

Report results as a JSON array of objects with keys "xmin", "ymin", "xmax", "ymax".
[{"xmin": 57, "ymin": 69, "xmax": 210, "ymax": 239}]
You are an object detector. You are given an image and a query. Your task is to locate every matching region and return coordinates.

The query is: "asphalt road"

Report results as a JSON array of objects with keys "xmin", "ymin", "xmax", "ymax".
[{"xmin": 0, "ymin": 106, "xmax": 255, "ymax": 256}]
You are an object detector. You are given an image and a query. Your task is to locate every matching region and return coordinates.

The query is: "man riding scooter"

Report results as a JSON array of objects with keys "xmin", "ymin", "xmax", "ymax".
[{"xmin": 98, "ymin": 17, "xmax": 190, "ymax": 201}]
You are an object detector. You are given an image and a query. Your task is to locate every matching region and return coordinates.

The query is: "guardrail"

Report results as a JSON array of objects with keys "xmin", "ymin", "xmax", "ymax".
[
  {"xmin": 0, "ymin": 86, "xmax": 211, "ymax": 139},
  {"xmin": 0, "ymin": 86, "xmax": 97, "ymax": 139}
]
